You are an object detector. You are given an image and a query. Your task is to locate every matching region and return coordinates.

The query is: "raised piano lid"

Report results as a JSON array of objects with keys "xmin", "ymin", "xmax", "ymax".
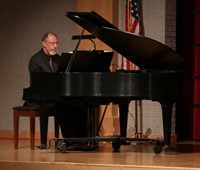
[{"xmin": 66, "ymin": 11, "xmax": 187, "ymax": 70}]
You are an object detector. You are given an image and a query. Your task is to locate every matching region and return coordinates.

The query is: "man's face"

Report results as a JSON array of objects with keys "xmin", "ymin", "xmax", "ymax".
[{"xmin": 42, "ymin": 34, "xmax": 59, "ymax": 56}]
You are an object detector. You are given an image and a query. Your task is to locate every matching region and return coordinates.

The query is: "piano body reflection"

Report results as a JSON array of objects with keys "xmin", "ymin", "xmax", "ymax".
[{"xmin": 23, "ymin": 11, "xmax": 186, "ymax": 149}]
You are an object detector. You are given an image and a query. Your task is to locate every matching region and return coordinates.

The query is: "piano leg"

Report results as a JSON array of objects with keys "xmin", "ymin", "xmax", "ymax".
[
  {"xmin": 160, "ymin": 101, "xmax": 174, "ymax": 147},
  {"xmin": 119, "ymin": 101, "xmax": 130, "ymax": 138}
]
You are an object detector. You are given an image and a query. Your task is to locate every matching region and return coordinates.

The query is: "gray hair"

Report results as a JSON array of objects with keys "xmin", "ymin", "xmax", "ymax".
[{"xmin": 42, "ymin": 32, "xmax": 58, "ymax": 41}]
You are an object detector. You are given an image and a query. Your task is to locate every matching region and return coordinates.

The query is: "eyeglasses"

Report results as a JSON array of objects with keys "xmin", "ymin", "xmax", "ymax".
[{"xmin": 45, "ymin": 41, "xmax": 59, "ymax": 46}]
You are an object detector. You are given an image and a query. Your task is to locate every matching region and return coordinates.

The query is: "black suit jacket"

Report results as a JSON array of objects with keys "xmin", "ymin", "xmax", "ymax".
[
  {"xmin": 25, "ymin": 49, "xmax": 62, "ymax": 106},
  {"xmin": 29, "ymin": 49, "xmax": 61, "ymax": 73}
]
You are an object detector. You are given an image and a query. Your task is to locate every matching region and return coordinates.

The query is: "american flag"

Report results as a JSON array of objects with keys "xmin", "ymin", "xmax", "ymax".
[{"xmin": 121, "ymin": 0, "xmax": 142, "ymax": 70}]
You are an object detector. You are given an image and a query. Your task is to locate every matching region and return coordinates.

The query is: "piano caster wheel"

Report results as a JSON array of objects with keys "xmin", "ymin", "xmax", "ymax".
[
  {"xmin": 56, "ymin": 140, "xmax": 66, "ymax": 153},
  {"xmin": 112, "ymin": 139, "xmax": 121, "ymax": 152},
  {"xmin": 153, "ymin": 141, "xmax": 163, "ymax": 154}
]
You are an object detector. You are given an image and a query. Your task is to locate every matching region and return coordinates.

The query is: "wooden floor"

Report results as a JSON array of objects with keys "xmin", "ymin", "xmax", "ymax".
[{"xmin": 1, "ymin": 138, "xmax": 200, "ymax": 170}]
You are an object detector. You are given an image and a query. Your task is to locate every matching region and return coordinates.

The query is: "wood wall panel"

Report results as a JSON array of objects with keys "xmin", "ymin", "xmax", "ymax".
[
  {"xmin": 76, "ymin": 0, "xmax": 118, "ymax": 51},
  {"xmin": 76, "ymin": 0, "xmax": 119, "ymax": 136}
]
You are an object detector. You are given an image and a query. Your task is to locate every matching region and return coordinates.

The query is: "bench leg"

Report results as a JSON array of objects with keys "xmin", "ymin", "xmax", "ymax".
[
  {"xmin": 30, "ymin": 116, "xmax": 36, "ymax": 150},
  {"xmin": 14, "ymin": 112, "xmax": 19, "ymax": 149}
]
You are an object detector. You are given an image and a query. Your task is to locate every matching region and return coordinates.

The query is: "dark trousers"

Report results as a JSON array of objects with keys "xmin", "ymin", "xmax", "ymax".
[
  {"xmin": 25, "ymin": 101, "xmax": 96, "ymax": 145},
  {"xmin": 24, "ymin": 101, "xmax": 57, "ymax": 145},
  {"xmin": 38, "ymin": 103, "xmax": 57, "ymax": 145}
]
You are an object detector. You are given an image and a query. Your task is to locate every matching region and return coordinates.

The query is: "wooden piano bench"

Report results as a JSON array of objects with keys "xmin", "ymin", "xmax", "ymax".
[{"xmin": 13, "ymin": 106, "xmax": 59, "ymax": 150}]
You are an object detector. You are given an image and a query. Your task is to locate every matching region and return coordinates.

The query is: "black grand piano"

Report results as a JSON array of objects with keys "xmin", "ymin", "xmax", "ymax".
[{"xmin": 23, "ymin": 11, "xmax": 187, "ymax": 153}]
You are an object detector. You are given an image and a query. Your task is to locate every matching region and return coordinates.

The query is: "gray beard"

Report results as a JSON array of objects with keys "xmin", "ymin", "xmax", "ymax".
[{"xmin": 49, "ymin": 51, "xmax": 56, "ymax": 56}]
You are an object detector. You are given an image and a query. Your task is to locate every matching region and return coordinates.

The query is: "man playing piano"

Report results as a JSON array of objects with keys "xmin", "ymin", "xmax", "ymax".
[
  {"xmin": 24, "ymin": 32, "xmax": 61, "ymax": 149},
  {"xmin": 25, "ymin": 32, "xmax": 86, "ymax": 149}
]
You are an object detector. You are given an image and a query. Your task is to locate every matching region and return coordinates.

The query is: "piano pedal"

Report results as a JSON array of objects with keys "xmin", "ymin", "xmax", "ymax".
[
  {"xmin": 48, "ymin": 138, "xmax": 66, "ymax": 153},
  {"xmin": 55, "ymin": 139, "xmax": 67, "ymax": 153},
  {"xmin": 49, "ymin": 138, "xmax": 99, "ymax": 152}
]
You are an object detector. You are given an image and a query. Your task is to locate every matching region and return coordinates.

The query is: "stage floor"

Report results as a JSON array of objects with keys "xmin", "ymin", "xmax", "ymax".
[{"xmin": 1, "ymin": 138, "xmax": 200, "ymax": 170}]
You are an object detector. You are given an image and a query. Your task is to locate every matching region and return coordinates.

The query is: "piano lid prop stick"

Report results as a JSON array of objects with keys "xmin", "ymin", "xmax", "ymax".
[
  {"xmin": 97, "ymin": 105, "xmax": 108, "ymax": 134},
  {"xmin": 65, "ymin": 29, "xmax": 85, "ymax": 72}
]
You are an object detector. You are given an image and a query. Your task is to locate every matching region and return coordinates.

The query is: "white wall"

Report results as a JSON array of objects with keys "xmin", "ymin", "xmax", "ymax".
[
  {"xmin": 0, "ymin": 0, "xmax": 77, "ymax": 132},
  {"xmin": 118, "ymin": 0, "xmax": 166, "ymax": 136}
]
